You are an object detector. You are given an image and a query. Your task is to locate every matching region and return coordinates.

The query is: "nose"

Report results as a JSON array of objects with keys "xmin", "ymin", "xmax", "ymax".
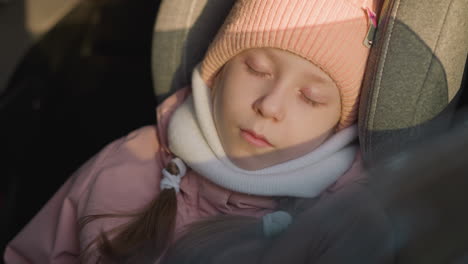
[{"xmin": 252, "ymin": 88, "xmax": 286, "ymax": 122}]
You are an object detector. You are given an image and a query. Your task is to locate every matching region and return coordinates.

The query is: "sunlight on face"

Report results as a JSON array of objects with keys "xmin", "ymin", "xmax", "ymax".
[{"xmin": 211, "ymin": 48, "xmax": 341, "ymax": 170}]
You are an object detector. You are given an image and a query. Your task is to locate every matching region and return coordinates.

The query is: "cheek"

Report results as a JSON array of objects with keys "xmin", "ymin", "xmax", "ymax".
[
  {"xmin": 212, "ymin": 76, "xmax": 245, "ymax": 132},
  {"xmin": 285, "ymin": 105, "xmax": 341, "ymax": 145},
  {"xmin": 325, "ymin": 103, "xmax": 341, "ymax": 127},
  {"xmin": 212, "ymin": 77, "xmax": 226, "ymax": 132},
  {"xmin": 212, "ymin": 84, "xmax": 227, "ymax": 130},
  {"xmin": 216, "ymin": 79, "xmax": 257, "ymax": 116},
  {"xmin": 214, "ymin": 85, "xmax": 234, "ymax": 121}
]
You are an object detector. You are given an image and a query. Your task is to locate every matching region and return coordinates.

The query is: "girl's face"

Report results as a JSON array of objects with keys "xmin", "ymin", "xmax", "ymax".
[{"xmin": 211, "ymin": 48, "xmax": 341, "ymax": 170}]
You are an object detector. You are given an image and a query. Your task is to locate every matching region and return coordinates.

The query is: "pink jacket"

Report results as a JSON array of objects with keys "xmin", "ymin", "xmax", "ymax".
[{"xmin": 3, "ymin": 88, "xmax": 363, "ymax": 264}]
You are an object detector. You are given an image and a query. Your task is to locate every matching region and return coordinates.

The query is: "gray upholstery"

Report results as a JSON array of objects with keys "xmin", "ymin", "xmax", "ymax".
[
  {"xmin": 359, "ymin": 0, "xmax": 468, "ymax": 164},
  {"xmin": 151, "ymin": 0, "xmax": 235, "ymax": 104}
]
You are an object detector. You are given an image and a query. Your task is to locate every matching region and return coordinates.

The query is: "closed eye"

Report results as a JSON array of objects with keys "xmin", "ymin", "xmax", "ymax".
[
  {"xmin": 245, "ymin": 63, "xmax": 270, "ymax": 78},
  {"xmin": 299, "ymin": 91, "xmax": 321, "ymax": 107}
]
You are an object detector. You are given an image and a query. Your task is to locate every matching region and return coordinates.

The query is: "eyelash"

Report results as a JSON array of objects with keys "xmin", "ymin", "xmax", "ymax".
[
  {"xmin": 246, "ymin": 63, "xmax": 270, "ymax": 78},
  {"xmin": 245, "ymin": 62, "xmax": 320, "ymax": 107},
  {"xmin": 300, "ymin": 92, "xmax": 320, "ymax": 107}
]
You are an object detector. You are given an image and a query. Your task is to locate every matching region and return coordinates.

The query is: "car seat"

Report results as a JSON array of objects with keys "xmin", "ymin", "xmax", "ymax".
[{"xmin": 358, "ymin": 0, "xmax": 468, "ymax": 164}]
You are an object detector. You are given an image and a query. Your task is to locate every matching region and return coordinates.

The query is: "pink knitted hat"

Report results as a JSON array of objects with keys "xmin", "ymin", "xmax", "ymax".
[{"xmin": 200, "ymin": 0, "xmax": 380, "ymax": 130}]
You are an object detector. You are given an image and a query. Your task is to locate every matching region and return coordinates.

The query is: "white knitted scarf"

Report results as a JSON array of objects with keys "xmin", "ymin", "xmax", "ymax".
[{"xmin": 167, "ymin": 66, "xmax": 358, "ymax": 198}]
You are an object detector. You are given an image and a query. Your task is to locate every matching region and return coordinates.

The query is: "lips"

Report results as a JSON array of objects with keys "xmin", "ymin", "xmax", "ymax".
[{"xmin": 240, "ymin": 129, "xmax": 273, "ymax": 148}]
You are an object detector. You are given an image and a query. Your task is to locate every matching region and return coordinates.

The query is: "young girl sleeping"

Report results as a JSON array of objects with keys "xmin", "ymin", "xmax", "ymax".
[{"xmin": 3, "ymin": 0, "xmax": 380, "ymax": 263}]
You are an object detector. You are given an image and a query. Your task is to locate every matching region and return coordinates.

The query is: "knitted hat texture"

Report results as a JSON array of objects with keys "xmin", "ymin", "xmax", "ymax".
[{"xmin": 200, "ymin": 0, "xmax": 379, "ymax": 129}]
